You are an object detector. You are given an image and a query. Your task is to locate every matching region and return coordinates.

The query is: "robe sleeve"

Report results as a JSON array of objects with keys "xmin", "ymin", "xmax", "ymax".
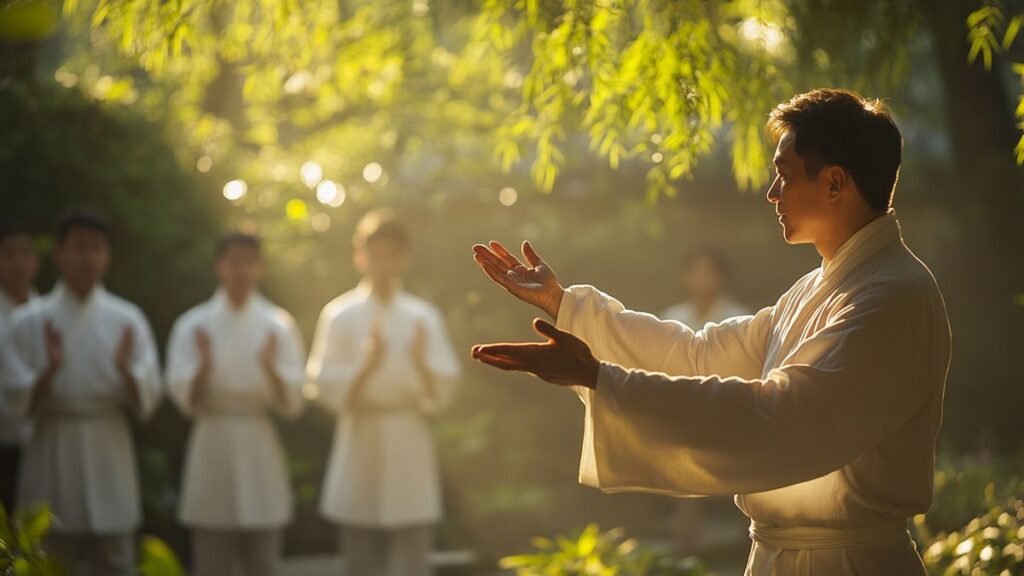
[
  {"xmin": 578, "ymin": 283, "xmax": 949, "ymax": 497},
  {"xmin": 125, "ymin": 307, "xmax": 163, "ymax": 420},
  {"xmin": 268, "ymin": 314, "xmax": 306, "ymax": 418},
  {"xmin": 0, "ymin": 319, "xmax": 34, "ymax": 417},
  {"xmin": 307, "ymin": 306, "xmax": 364, "ymax": 413},
  {"xmin": 4, "ymin": 311, "xmax": 42, "ymax": 417},
  {"xmin": 557, "ymin": 284, "xmax": 772, "ymax": 380},
  {"xmin": 417, "ymin": 307, "xmax": 461, "ymax": 415},
  {"xmin": 165, "ymin": 315, "xmax": 201, "ymax": 416}
]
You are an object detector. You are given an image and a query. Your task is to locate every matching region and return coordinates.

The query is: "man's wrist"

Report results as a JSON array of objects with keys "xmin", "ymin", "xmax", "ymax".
[{"xmin": 547, "ymin": 287, "xmax": 566, "ymax": 320}]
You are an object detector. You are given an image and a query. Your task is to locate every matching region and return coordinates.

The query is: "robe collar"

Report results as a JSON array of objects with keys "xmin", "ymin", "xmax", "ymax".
[
  {"xmin": 355, "ymin": 278, "xmax": 405, "ymax": 306},
  {"xmin": 211, "ymin": 288, "xmax": 265, "ymax": 316},
  {"xmin": 821, "ymin": 210, "xmax": 902, "ymax": 283},
  {"xmin": 52, "ymin": 281, "xmax": 105, "ymax": 311},
  {"xmin": 0, "ymin": 286, "xmax": 37, "ymax": 317}
]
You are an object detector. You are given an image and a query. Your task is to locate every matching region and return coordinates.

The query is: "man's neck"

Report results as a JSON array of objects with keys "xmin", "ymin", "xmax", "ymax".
[
  {"xmin": 64, "ymin": 281, "xmax": 97, "ymax": 301},
  {"xmin": 815, "ymin": 211, "xmax": 886, "ymax": 263},
  {"xmin": 225, "ymin": 290, "xmax": 252, "ymax": 310},
  {"xmin": 369, "ymin": 278, "xmax": 399, "ymax": 302}
]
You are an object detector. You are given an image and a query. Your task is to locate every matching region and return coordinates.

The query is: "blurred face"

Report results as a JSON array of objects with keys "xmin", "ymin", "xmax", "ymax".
[
  {"xmin": 215, "ymin": 244, "xmax": 263, "ymax": 301},
  {"xmin": 354, "ymin": 238, "xmax": 408, "ymax": 285},
  {"xmin": 0, "ymin": 235, "xmax": 39, "ymax": 298},
  {"xmin": 683, "ymin": 255, "xmax": 723, "ymax": 304},
  {"xmin": 56, "ymin": 227, "xmax": 110, "ymax": 295},
  {"xmin": 766, "ymin": 131, "xmax": 832, "ymax": 245}
]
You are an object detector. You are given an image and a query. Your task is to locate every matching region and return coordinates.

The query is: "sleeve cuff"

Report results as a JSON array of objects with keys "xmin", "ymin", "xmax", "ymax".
[{"xmin": 556, "ymin": 286, "xmax": 579, "ymax": 333}]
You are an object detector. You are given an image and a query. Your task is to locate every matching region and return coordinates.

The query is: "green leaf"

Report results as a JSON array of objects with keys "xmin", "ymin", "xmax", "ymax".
[{"xmin": 139, "ymin": 535, "xmax": 186, "ymax": 576}]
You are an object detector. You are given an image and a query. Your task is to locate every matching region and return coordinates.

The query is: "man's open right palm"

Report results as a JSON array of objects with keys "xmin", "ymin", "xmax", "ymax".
[{"xmin": 472, "ymin": 240, "xmax": 564, "ymax": 319}]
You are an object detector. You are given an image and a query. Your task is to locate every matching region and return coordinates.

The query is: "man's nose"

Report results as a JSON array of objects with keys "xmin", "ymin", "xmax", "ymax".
[{"xmin": 766, "ymin": 175, "xmax": 781, "ymax": 204}]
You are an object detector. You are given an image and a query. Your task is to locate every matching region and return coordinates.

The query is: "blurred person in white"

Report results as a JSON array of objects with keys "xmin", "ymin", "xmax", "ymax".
[
  {"xmin": 307, "ymin": 209, "xmax": 460, "ymax": 576},
  {"xmin": 661, "ymin": 247, "xmax": 749, "ymax": 554},
  {"xmin": 165, "ymin": 232, "xmax": 306, "ymax": 576},
  {"xmin": 5, "ymin": 208, "xmax": 162, "ymax": 575},
  {"xmin": 471, "ymin": 89, "xmax": 951, "ymax": 576},
  {"xmin": 0, "ymin": 223, "xmax": 40, "ymax": 515},
  {"xmin": 662, "ymin": 247, "xmax": 748, "ymax": 328}
]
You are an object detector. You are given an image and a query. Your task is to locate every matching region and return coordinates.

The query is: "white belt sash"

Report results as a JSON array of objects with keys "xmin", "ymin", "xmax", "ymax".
[{"xmin": 746, "ymin": 520, "xmax": 913, "ymax": 575}]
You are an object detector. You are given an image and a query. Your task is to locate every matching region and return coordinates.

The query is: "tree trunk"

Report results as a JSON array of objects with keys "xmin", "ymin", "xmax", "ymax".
[{"xmin": 920, "ymin": 0, "xmax": 1024, "ymax": 452}]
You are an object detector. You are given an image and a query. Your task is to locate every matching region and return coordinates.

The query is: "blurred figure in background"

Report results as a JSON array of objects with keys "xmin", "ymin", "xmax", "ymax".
[
  {"xmin": 165, "ymin": 233, "xmax": 305, "ymax": 576},
  {"xmin": 662, "ymin": 247, "xmax": 748, "ymax": 328},
  {"xmin": 0, "ymin": 223, "xmax": 39, "ymax": 514},
  {"xmin": 661, "ymin": 247, "xmax": 749, "ymax": 554},
  {"xmin": 6, "ymin": 209, "xmax": 162, "ymax": 575},
  {"xmin": 307, "ymin": 209, "xmax": 460, "ymax": 576}
]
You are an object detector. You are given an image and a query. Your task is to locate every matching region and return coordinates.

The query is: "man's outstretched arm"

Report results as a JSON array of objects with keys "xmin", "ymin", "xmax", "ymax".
[{"xmin": 472, "ymin": 241, "xmax": 771, "ymax": 378}]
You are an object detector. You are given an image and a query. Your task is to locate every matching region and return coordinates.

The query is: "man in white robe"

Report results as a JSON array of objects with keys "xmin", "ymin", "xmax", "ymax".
[
  {"xmin": 0, "ymin": 223, "xmax": 40, "ymax": 514},
  {"xmin": 5, "ymin": 209, "xmax": 162, "ymax": 575},
  {"xmin": 165, "ymin": 232, "xmax": 305, "ymax": 576},
  {"xmin": 470, "ymin": 89, "xmax": 951, "ymax": 576},
  {"xmin": 308, "ymin": 209, "xmax": 460, "ymax": 576}
]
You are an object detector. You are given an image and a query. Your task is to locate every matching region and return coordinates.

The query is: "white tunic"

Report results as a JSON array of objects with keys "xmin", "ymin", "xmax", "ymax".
[
  {"xmin": 165, "ymin": 291, "xmax": 305, "ymax": 529},
  {"xmin": 6, "ymin": 284, "xmax": 162, "ymax": 534},
  {"xmin": 308, "ymin": 283, "xmax": 460, "ymax": 527},
  {"xmin": 661, "ymin": 298, "xmax": 749, "ymax": 329},
  {"xmin": 557, "ymin": 214, "xmax": 950, "ymax": 576},
  {"xmin": 0, "ymin": 289, "xmax": 37, "ymax": 445}
]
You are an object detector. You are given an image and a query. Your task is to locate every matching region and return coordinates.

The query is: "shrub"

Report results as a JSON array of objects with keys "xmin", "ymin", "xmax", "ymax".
[{"xmin": 499, "ymin": 523, "xmax": 711, "ymax": 576}]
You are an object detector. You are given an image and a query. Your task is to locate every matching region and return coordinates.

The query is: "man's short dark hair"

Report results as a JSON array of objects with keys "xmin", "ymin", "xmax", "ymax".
[
  {"xmin": 56, "ymin": 208, "xmax": 112, "ymax": 245},
  {"xmin": 766, "ymin": 88, "xmax": 902, "ymax": 212},
  {"xmin": 0, "ymin": 222, "xmax": 33, "ymax": 247},
  {"xmin": 215, "ymin": 232, "xmax": 262, "ymax": 258},
  {"xmin": 352, "ymin": 209, "xmax": 410, "ymax": 250}
]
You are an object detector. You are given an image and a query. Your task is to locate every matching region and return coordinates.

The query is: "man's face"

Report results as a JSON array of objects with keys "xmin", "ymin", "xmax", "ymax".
[
  {"xmin": 56, "ymin": 227, "xmax": 110, "ymax": 293},
  {"xmin": 354, "ymin": 238, "xmax": 408, "ymax": 285},
  {"xmin": 766, "ymin": 131, "xmax": 832, "ymax": 245},
  {"xmin": 0, "ymin": 235, "xmax": 39, "ymax": 295},
  {"xmin": 215, "ymin": 245, "xmax": 263, "ymax": 298}
]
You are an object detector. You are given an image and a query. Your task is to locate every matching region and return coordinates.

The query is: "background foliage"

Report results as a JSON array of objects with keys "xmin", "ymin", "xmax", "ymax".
[{"xmin": 1, "ymin": 0, "xmax": 1023, "ymax": 571}]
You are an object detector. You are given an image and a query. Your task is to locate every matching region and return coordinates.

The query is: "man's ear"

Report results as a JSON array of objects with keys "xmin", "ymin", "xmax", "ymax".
[{"xmin": 826, "ymin": 166, "xmax": 846, "ymax": 202}]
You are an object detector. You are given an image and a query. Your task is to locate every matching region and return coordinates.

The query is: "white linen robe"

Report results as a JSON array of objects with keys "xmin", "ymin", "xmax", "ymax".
[
  {"xmin": 165, "ymin": 291, "xmax": 305, "ymax": 529},
  {"xmin": 5, "ymin": 284, "xmax": 161, "ymax": 534},
  {"xmin": 308, "ymin": 283, "xmax": 460, "ymax": 528},
  {"xmin": 557, "ymin": 214, "xmax": 950, "ymax": 575},
  {"xmin": 0, "ymin": 289, "xmax": 37, "ymax": 445}
]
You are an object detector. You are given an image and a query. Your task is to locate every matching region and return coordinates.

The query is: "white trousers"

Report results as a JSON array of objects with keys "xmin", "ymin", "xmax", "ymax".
[
  {"xmin": 341, "ymin": 525, "xmax": 432, "ymax": 576},
  {"xmin": 191, "ymin": 527, "xmax": 282, "ymax": 576},
  {"xmin": 46, "ymin": 532, "xmax": 135, "ymax": 576}
]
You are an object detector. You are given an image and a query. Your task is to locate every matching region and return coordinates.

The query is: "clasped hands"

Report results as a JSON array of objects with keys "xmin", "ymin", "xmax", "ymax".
[{"xmin": 471, "ymin": 241, "xmax": 600, "ymax": 389}]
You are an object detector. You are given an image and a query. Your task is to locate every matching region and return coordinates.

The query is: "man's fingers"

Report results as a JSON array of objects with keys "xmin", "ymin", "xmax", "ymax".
[
  {"xmin": 473, "ymin": 352, "xmax": 532, "ymax": 372},
  {"xmin": 477, "ymin": 259, "xmax": 516, "ymax": 290},
  {"xmin": 533, "ymin": 318, "xmax": 567, "ymax": 342},
  {"xmin": 472, "ymin": 245, "xmax": 512, "ymax": 272},
  {"xmin": 521, "ymin": 241, "xmax": 547, "ymax": 268},
  {"xmin": 471, "ymin": 342, "xmax": 545, "ymax": 358},
  {"xmin": 489, "ymin": 241, "xmax": 525, "ymax": 269}
]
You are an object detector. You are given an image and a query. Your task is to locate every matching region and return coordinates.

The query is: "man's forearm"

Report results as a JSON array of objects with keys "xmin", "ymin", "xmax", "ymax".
[
  {"xmin": 189, "ymin": 365, "xmax": 211, "ymax": 408},
  {"xmin": 28, "ymin": 366, "xmax": 58, "ymax": 413},
  {"xmin": 120, "ymin": 366, "xmax": 142, "ymax": 410},
  {"xmin": 263, "ymin": 363, "xmax": 290, "ymax": 406},
  {"xmin": 413, "ymin": 360, "xmax": 437, "ymax": 402}
]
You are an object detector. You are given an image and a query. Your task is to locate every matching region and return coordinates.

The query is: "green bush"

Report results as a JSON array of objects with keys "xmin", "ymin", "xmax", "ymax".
[
  {"xmin": 918, "ymin": 498, "xmax": 1024, "ymax": 575},
  {"xmin": 0, "ymin": 502, "xmax": 184, "ymax": 576},
  {"xmin": 499, "ymin": 523, "xmax": 711, "ymax": 576},
  {"xmin": 0, "ymin": 503, "xmax": 63, "ymax": 576}
]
